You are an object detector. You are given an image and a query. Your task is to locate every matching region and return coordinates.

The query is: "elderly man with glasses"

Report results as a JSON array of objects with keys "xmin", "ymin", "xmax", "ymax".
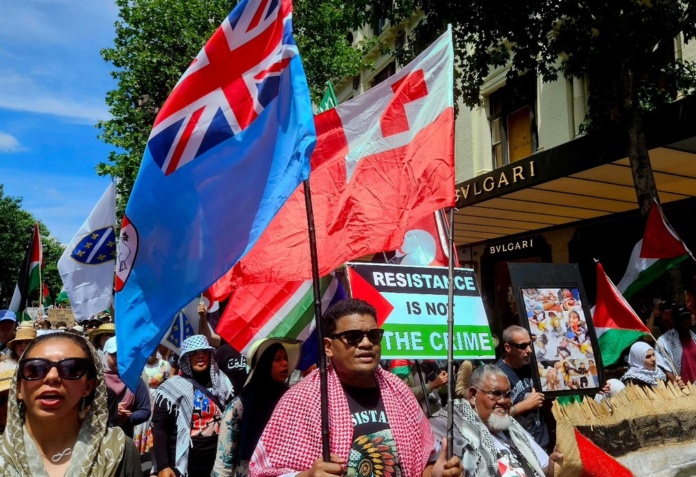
[
  {"xmin": 495, "ymin": 325, "xmax": 549, "ymax": 450},
  {"xmin": 430, "ymin": 365, "xmax": 561, "ymax": 477},
  {"xmin": 250, "ymin": 298, "xmax": 463, "ymax": 477}
]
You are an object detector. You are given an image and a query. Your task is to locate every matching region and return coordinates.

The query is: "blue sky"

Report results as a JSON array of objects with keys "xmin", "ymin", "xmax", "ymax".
[{"xmin": 0, "ymin": 0, "xmax": 120, "ymax": 243}]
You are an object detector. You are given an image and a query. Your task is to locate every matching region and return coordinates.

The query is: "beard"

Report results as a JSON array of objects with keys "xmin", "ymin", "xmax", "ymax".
[{"xmin": 487, "ymin": 412, "xmax": 512, "ymax": 432}]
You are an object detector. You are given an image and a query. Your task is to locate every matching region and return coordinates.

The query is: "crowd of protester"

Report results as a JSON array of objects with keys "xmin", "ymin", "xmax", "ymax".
[{"xmin": 0, "ymin": 296, "xmax": 693, "ymax": 477}]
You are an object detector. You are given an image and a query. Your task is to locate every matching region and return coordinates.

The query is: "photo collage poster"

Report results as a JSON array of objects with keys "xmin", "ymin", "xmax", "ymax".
[{"xmin": 521, "ymin": 288, "xmax": 601, "ymax": 393}]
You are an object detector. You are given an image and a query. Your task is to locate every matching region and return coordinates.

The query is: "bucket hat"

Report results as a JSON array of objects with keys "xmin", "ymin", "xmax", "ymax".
[
  {"xmin": 179, "ymin": 335, "xmax": 216, "ymax": 361},
  {"xmin": 6, "ymin": 326, "xmax": 37, "ymax": 351},
  {"xmin": 89, "ymin": 323, "xmax": 115, "ymax": 343}
]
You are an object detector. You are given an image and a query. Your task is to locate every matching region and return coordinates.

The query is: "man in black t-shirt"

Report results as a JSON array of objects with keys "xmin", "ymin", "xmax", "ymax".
[
  {"xmin": 496, "ymin": 326, "xmax": 549, "ymax": 448},
  {"xmin": 250, "ymin": 298, "xmax": 463, "ymax": 477}
]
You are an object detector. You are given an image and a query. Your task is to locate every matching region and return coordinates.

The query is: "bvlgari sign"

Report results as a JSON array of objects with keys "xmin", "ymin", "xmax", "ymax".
[
  {"xmin": 489, "ymin": 238, "xmax": 535, "ymax": 255},
  {"xmin": 455, "ymin": 160, "xmax": 536, "ymax": 205}
]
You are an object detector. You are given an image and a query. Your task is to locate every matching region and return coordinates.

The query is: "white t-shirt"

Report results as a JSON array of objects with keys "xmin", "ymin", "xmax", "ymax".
[{"xmin": 491, "ymin": 430, "xmax": 549, "ymax": 476}]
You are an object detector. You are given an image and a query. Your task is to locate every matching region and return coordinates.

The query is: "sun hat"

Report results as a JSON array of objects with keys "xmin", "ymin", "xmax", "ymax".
[
  {"xmin": 89, "ymin": 323, "xmax": 116, "ymax": 342},
  {"xmin": 0, "ymin": 310, "xmax": 17, "ymax": 323},
  {"xmin": 103, "ymin": 336, "xmax": 117, "ymax": 355},
  {"xmin": 179, "ymin": 335, "xmax": 215, "ymax": 361},
  {"xmin": 72, "ymin": 325, "xmax": 84, "ymax": 334},
  {"xmin": 0, "ymin": 369, "xmax": 14, "ymax": 393},
  {"xmin": 244, "ymin": 338, "xmax": 302, "ymax": 386},
  {"xmin": 6, "ymin": 326, "xmax": 37, "ymax": 350}
]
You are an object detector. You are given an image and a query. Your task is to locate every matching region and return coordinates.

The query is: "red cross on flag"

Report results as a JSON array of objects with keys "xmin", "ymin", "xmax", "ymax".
[{"xmin": 226, "ymin": 29, "xmax": 455, "ymax": 285}]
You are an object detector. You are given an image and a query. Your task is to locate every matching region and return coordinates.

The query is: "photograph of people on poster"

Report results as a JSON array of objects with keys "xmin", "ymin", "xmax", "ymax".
[{"xmin": 522, "ymin": 287, "xmax": 601, "ymax": 393}]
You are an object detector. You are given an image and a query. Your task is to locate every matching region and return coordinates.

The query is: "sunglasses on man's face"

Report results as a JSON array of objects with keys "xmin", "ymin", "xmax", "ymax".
[
  {"xmin": 508, "ymin": 341, "xmax": 532, "ymax": 350},
  {"xmin": 19, "ymin": 358, "xmax": 90, "ymax": 381},
  {"xmin": 331, "ymin": 329, "xmax": 384, "ymax": 346}
]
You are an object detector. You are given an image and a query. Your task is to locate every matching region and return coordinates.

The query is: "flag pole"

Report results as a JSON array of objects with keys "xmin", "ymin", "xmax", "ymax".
[
  {"xmin": 446, "ymin": 207, "xmax": 455, "ymax": 459},
  {"xmin": 303, "ymin": 178, "xmax": 330, "ymax": 461},
  {"xmin": 414, "ymin": 360, "xmax": 433, "ymax": 418}
]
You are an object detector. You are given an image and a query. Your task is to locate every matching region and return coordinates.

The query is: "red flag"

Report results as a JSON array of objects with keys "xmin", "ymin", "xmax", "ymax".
[
  {"xmin": 640, "ymin": 199, "xmax": 692, "ymax": 259},
  {"xmin": 575, "ymin": 429, "xmax": 632, "ymax": 476},
  {"xmin": 230, "ymin": 31, "xmax": 455, "ymax": 285}
]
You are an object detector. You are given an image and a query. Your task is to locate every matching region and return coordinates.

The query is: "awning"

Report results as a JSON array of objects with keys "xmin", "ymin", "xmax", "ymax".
[{"xmin": 453, "ymin": 96, "xmax": 696, "ymax": 246}]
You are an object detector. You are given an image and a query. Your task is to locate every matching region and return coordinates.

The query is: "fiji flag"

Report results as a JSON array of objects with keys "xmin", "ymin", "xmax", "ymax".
[{"xmin": 115, "ymin": 0, "xmax": 316, "ymax": 389}]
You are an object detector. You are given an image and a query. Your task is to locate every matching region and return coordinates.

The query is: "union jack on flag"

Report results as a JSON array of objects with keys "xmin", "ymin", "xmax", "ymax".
[{"xmin": 149, "ymin": 0, "xmax": 297, "ymax": 176}]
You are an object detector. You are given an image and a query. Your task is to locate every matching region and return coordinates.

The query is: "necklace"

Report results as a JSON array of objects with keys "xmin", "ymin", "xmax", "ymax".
[{"xmin": 38, "ymin": 447, "xmax": 73, "ymax": 463}]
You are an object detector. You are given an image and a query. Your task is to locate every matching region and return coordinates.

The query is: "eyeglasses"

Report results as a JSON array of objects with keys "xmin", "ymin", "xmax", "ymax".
[
  {"xmin": 475, "ymin": 387, "xmax": 512, "ymax": 402},
  {"xmin": 19, "ymin": 358, "xmax": 90, "ymax": 381},
  {"xmin": 331, "ymin": 329, "xmax": 384, "ymax": 346},
  {"xmin": 508, "ymin": 341, "xmax": 532, "ymax": 350}
]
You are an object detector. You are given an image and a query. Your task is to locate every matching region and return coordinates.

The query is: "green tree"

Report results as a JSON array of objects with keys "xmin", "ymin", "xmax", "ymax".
[
  {"xmin": 0, "ymin": 185, "xmax": 63, "ymax": 308},
  {"xmin": 98, "ymin": 0, "xmax": 374, "ymax": 215},
  {"xmin": 369, "ymin": 0, "xmax": 696, "ymax": 215}
]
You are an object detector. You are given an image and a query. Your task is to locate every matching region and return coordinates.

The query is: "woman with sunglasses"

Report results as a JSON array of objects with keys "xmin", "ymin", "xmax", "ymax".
[
  {"xmin": 0, "ymin": 332, "xmax": 140, "ymax": 476},
  {"xmin": 152, "ymin": 335, "xmax": 233, "ymax": 477},
  {"xmin": 213, "ymin": 339, "xmax": 301, "ymax": 477}
]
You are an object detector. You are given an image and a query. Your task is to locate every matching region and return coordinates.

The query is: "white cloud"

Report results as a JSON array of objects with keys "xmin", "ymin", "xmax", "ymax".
[
  {"xmin": 0, "ymin": 132, "xmax": 23, "ymax": 153},
  {"xmin": 0, "ymin": 71, "xmax": 110, "ymax": 123}
]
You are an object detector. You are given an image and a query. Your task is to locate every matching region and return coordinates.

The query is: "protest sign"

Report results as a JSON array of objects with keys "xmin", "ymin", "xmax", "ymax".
[{"xmin": 346, "ymin": 263, "xmax": 494, "ymax": 359}]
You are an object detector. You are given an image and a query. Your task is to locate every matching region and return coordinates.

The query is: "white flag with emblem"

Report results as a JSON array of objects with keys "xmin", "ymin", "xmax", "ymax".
[{"xmin": 58, "ymin": 183, "xmax": 117, "ymax": 322}]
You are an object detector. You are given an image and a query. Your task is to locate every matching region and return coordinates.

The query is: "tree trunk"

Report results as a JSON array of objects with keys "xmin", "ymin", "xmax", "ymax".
[{"xmin": 621, "ymin": 67, "xmax": 660, "ymax": 216}]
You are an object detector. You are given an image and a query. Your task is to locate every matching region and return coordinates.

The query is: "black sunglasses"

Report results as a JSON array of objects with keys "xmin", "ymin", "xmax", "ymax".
[
  {"xmin": 331, "ymin": 329, "xmax": 384, "ymax": 346},
  {"xmin": 19, "ymin": 358, "xmax": 90, "ymax": 381},
  {"xmin": 508, "ymin": 341, "xmax": 532, "ymax": 350}
]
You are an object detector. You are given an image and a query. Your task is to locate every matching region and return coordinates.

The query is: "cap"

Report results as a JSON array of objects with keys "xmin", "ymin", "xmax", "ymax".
[
  {"xmin": 244, "ymin": 338, "xmax": 302, "ymax": 386},
  {"xmin": 104, "ymin": 336, "xmax": 117, "ymax": 354},
  {"xmin": 0, "ymin": 310, "xmax": 17, "ymax": 323},
  {"xmin": 674, "ymin": 306, "xmax": 692, "ymax": 321}
]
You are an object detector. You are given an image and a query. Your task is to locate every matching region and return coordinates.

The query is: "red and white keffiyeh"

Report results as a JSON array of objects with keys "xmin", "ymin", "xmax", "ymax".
[{"xmin": 250, "ymin": 366, "xmax": 435, "ymax": 477}]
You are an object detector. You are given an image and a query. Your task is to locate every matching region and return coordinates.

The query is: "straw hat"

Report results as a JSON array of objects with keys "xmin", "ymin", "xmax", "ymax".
[
  {"xmin": 0, "ymin": 370, "xmax": 14, "ymax": 393},
  {"xmin": 89, "ymin": 323, "xmax": 116, "ymax": 343},
  {"xmin": 244, "ymin": 338, "xmax": 302, "ymax": 386},
  {"xmin": 6, "ymin": 326, "xmax": 37, "ymax": 350}
]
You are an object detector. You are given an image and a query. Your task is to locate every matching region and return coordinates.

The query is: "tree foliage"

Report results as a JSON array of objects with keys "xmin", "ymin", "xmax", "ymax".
[
  {"xmin": 369, "ymin": 0, "xmax": 696, "ymax": 213},
  {"xmin": 0, "ymin": 185, "xmax": 63, "ymax": 308},
  {"xmin": 98, "ymin": 0, "xmax": 375, "ymax": 215}
]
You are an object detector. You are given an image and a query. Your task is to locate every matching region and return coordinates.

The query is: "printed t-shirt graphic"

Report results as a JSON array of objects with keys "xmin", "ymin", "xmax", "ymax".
[
  {"xmin": 343, "ymin": 383, "xmax": 402, "ymax": 477},
  {"xmin": 191, "ymin": 389, "xmax": 222, "ymax": 437}
]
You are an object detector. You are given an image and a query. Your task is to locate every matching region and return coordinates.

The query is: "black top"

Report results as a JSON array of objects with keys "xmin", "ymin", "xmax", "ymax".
[
  {"xmin": 151, "ymin": 372, "xmax": 223, "ymax": 474},
  {"xmin": 342, "ymin": 384, "xmax": 402, "ymax": 477},
  {"xmin": 215, "ymin": 344, "xmax": 248, "ymax": 394},
  {"xmin": 496, "ymin": 359, "xmax": 549, "ymax": 447},
  {"xmin": 115, "ymin": 437, "xmax": 142, "ymax": 477}
]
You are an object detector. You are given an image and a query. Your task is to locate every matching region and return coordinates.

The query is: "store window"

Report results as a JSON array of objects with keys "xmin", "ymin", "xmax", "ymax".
[{"xmin": 489, "ymin": 75, "xmax": 537, "ymax": 168}]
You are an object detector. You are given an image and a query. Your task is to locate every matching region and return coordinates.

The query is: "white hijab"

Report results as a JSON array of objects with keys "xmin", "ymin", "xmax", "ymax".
[{"xmin": 621, "ymin": 342, "xmax": 666, "ymax": 386}]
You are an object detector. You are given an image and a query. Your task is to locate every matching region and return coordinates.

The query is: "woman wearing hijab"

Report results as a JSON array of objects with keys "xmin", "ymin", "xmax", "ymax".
[
  {"xmin": 212, "ymin": 339, "xmax": 301, "ymax": 477},
  {"xmin": 102, "ymin": 337, "xmax": 151, "ymax": 438},
  {"xmin": 0, "ymin": 332, "xmax": 140, "ymax": 476},
  {"xmin": 152, "ymin": 335, "xmax": 233, "ymax": 477},
  {"xmin": 620, "ymin": 341, "xmax": 685, "ymax": 389}
]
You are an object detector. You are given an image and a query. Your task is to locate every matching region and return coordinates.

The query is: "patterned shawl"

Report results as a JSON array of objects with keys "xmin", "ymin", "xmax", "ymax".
[
  {"xmin": 0, "ymin": 339, "xmax": 127, "ymax": 477},
  {"xmin": 430, "ymin": 400, "xmax": 545, "ymax": 477},
  {"xmin": 153, "ymin": 347, "xmax": 233, "ymax": 476},
  {"xmin": 250, "ymin": 366, "xmax": 435, "ymax": 477},
  {"xmin": 656, "ymin": 329, "xmax": 696, "ymax": 376}
]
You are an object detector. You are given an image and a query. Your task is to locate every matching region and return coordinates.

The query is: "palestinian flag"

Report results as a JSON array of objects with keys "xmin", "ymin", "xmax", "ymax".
[
  {"xmin": 43, "ymin": 284, "xmax": 52, "ymax": 308},
  {"xmin": 572, "ymin": 429, "xmax": 633, "ymax": 476},
  {"xmin": 616, "ymin": 200, "xmax": 693, "ymax": 300},
  {"xmin": 216, "ymin": 274, "xmax": 345, "ymax": 370},
  {"xmin": 390, "ymin": 359, "xmax": 415, "ymax": 379},
  {"xmin": 9, "ymin": 223, "xmax": 42, "ymax": 314},
  {"xmin": 594, "ymin": 262, "xmax": 650, "ymax": 365}
]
